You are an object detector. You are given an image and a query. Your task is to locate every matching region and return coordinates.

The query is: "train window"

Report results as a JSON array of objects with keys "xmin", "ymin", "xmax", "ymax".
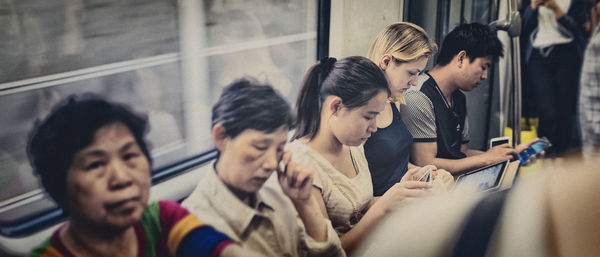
[{"xmin": 0, "ymin": 0, "xmax": 317, "ymax": 234}]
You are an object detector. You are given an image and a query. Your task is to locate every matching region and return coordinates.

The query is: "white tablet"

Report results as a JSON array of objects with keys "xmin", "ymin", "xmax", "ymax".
[
  {"xmin": 489, "ymin": 136, "xmax": 510, "ymax": 149},
  {"xmin": 453, "ymin": 160, "xmax": 509, "ymax": 192}
]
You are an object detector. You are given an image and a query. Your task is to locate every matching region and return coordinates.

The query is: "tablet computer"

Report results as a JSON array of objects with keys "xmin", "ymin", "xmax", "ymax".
[
  {"xmin": 453, "ymin": 160, "xmax": 510, "ymax": 192},
  {"xmin": 489, "ymin": 136, "xmax": 510, "ymax": 149}
]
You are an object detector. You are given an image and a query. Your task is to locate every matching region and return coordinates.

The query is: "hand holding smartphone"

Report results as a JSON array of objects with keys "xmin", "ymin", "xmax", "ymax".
[
  {"xmin": 514, "ymin": 137, "xmax": 551, "ymax": 164},
  {"xmin": 418, "ymin": 167, "xmax": 433, "ymax": 183}
]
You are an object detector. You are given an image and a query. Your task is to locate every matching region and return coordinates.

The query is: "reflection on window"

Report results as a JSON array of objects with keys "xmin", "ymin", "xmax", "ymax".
[
  {"xmin": 0, "ymin": 0, "xmax": 317, "ymax": 224},
  {"xmin": 470, "ymin": 0, "xmax": 496, "ymax": 24}
]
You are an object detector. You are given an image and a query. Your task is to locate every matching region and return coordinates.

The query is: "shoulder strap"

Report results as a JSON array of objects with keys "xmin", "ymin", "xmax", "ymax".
[
  {"xmin": 390, "ymin": 101, "xmax": 401, "ymax": 119},
  {"xmin": 449, "ymin": 189, "xmax": 509, "ymax": 257}
]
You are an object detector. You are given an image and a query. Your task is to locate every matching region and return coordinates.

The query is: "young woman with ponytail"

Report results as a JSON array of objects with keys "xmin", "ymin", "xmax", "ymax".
[{"xmin": 286, "ymin": 56, "xmax": 431, "ymax": 255}]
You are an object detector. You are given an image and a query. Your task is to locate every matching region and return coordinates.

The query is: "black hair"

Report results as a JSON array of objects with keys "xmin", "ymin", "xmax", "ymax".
[
  {"xmin": 212, "ymin": 78, "xmax": 295, "ymax": 139},
  {"xmin": 436, "ymin": 23, "xmax": 504, "ymax": 66},
  {"xmin": 27, "ymin": 95, "xmax": 151, "ymax": 210},
  {"xmin": 293, "ymin": 56, "xmax": 390, "ymax": 140}
]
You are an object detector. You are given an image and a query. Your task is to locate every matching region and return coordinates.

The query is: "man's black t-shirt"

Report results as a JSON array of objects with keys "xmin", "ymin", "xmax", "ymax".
[{"xmin": 401, "ymin": 72, "xmax": 469, "ymax": 159}]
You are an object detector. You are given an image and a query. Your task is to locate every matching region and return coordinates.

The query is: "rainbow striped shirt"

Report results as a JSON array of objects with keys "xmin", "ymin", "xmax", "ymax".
[{"xmin": 28, "ymin": 201, "xmax": 234, "ymax": 257}]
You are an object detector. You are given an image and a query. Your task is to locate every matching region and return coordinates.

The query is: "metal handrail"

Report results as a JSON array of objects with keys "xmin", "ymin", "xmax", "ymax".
[{"xmin": 490, "ymin": 0, "xmax": 522, "ymax": 146}]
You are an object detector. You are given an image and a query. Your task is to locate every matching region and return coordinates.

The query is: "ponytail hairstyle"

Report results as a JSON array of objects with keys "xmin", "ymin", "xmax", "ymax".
[{"xmin": 293, "ymin": 56, "xmax": 390, "ymax": 140}]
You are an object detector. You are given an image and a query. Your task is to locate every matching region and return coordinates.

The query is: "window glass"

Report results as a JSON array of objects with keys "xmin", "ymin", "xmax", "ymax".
[{"xmin": 0, "ymin": 0, "xmax": 317, "ymax": 223}]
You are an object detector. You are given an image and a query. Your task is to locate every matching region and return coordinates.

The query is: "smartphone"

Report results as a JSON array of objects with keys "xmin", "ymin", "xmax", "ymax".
[
  {"xmin": 489, "ymin": 136, "xmax": 511, "ymax": 149},
  {"xmin": 418, "ymin": 167, "xmax": 432, "ymax": 183},
  {"xmin": 515, "ymin": 137, "xmax": 552, "ymax": 163}
]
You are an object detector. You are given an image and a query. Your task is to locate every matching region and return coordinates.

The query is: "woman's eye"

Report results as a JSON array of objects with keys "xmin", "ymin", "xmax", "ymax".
[
  {"xmin": 123, "ymin": 152, "xmax": 140, "ymax": 161},
  {"xmin": 86, "ymin": 161, "xmax": 104, "ymax": 170},
  {"xmin": 364, "ymin": 116, "xmax": 373, "ymax": 121},
  {"xmin": 254, "ymin": 145, "xmax": 268, "ymax": 151}
]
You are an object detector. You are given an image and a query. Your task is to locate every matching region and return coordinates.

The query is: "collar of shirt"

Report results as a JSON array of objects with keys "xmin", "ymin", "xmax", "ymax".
[
  {"xmin": 201, "ymin": 163, "xmax": 275, "ymax": 236},
  {"xmin": 424, "ymin": 72, "xmax": 454, "ymax": 110}
]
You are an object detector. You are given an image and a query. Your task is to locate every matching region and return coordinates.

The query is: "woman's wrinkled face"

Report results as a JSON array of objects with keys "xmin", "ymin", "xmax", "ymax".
[
  {"xmin": 383, "ymin": 55, "xmax": 428, "ymax": 98},
  {"xmin": 66, "ymin": 122, "xmax": 151, "ymax": 231},
  {"xmin": 216, "ymin": 126, "xmax": 288, "ymax": 194},
  {"xmin": 330, "ymin": 90, "xmax": 388, "ymax": 146}
]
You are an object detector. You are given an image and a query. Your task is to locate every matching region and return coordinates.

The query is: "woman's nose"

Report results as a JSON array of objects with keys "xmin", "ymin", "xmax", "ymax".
[
  {"xmin": 108, "ymin": 161, "xmax": 133, "ymax": 190},
  {"xmin": 409, "ymin": 76, "xmax": 418, "ymax": 86},
  {"xmin": 368, "ymin": 121, "xmax": 378, "ymax": 133},
  {"xmin": 262, "ymin": 149, "xmax": 279, "ymax": 171}
]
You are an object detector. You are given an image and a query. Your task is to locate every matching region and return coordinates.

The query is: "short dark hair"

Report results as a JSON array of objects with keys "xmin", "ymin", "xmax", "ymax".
[
  {"xmin": 27, "ymin": 96, "xmax": 151, "ymax": 210},
  {"xmin": 212, "ymin": 78, "xmax": 295, "ymax": 139},
  {"xmin": 436, "ymin": 23, "xmax": 504, "ymax": 66},
  {"xmin": 293, "ymin": 56, "xmax": 390, "ymax": 140}
]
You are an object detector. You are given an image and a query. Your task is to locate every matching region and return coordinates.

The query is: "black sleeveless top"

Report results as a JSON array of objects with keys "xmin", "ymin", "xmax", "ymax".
[
  {"xmin": 364, "ymin": 102, "xmax": 413, "ymax": 196},
  {"xmin": 419, "ymin": 75, "xmax": 468, "ymax": 159}
]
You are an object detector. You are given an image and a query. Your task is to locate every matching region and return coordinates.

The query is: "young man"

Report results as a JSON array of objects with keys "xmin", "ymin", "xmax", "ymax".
[{"xmin": 401, "ymin": 23, "xmax": 533, "ymax": 174}]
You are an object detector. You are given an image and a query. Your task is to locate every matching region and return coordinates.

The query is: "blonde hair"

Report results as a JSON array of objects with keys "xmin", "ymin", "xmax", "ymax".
[
  {"xmin": 367, "ymin": 22, "xmax": 437, "ymax": 104},
  {"xmin": 367, "ymin": 22, "xmax": 438, "ymax": 63}
]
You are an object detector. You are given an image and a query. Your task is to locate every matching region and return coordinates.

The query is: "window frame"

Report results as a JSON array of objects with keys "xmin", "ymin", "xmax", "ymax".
[{"xmin": 0, "ymin": 0, "xmax": 330, "ymax": 241}]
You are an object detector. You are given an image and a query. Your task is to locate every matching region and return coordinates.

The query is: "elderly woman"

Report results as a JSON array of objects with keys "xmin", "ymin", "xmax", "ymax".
[
  {"xmin": 182, "ymin": 78, "xmax": 345, "ymax": 257},
  {"xmin": 27, "ymin": 97, "xmax": 249, "ymax": 257}
]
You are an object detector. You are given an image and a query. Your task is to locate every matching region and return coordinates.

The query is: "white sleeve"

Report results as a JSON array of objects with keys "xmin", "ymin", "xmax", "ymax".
[{"xmin": 401, "ymin": 90, "xmax": 437, "ymax": 142}]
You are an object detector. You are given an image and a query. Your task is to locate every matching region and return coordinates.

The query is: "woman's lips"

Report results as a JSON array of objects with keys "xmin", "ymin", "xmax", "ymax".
[
  {"xmin": 251, "ymin": 177, "xmax": 269, "ymax": 185},
  {"xmin": 105, "ymin": 196, "xmax": 140, "ymax": 213}
]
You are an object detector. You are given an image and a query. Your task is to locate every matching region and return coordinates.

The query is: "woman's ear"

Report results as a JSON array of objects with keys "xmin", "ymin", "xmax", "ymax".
[
  {"xmin": 379, "ymin": 54, "xmax": 393, "ymax": 71},
  {"xmin": 328, "ymin": 96, "xmax": 343, "ymax": 115},
  {"xmin": 212, "ymin": 124, "xmax": 227, "ymax": 152}
]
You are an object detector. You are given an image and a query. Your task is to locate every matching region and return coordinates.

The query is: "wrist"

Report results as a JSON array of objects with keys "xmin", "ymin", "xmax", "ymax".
[
  {"xmin": 530, "ymin": 1, "xmax": 542, "ymax": 10},
  {"xmin": 369, "ymin": 200, "xmax": 389, "ymax": 217},
  {"xmin": 292, "ymin": 196, "xmax": 316, "ymax": 214},
  {"xmin": 480, "ymin": 153, "xmax": 493, "ymax": 166},
  {"xmin": 553, "ymin": 9, "xmax": 565, "ymax": 19},
  {"xmin": 530, "ymin": 3, "xmax": 538, "ymax": 10}
]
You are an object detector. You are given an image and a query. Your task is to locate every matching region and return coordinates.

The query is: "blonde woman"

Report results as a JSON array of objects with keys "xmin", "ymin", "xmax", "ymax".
[{"xmin": 364, "ymin": 22, "xmax": 453, "ymax": 196}]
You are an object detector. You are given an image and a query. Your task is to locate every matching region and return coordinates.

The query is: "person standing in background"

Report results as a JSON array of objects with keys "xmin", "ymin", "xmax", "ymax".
[{"xmin": 521, "ymin": 0, "xmax": 586, "ymax": 155}]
